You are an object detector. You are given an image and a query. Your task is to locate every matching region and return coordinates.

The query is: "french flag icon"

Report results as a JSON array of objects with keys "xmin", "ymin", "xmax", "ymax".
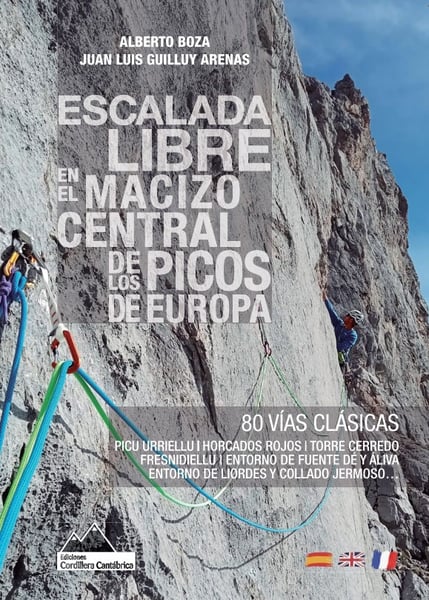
[{"xmin": 371, "ymin": 550, "xmax": 398, "ymax": 570}]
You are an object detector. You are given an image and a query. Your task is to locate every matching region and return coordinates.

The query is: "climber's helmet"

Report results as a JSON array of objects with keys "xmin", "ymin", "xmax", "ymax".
[{"xmin": 347, "ymin": 309, "xmax": 364, "ymax": 326}]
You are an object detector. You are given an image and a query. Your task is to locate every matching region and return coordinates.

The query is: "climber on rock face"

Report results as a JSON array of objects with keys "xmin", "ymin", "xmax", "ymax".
[{"xmin": 322, "ymin": 290, "xmax": 364, "ymax": 370}]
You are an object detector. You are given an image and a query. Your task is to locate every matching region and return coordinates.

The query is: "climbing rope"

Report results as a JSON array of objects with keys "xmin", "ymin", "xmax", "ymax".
[
  {"xmin": 269, "ymin": 355, "xmax": 348, "ymax": 410},
  {"xmin": 0, "ymin": 349, "xmax": 331, "ymax": 572},
  {"xmin": 77, "ymin": 366, "xmax": 333, "ymax": 534},
  {"xmin": 268, "ymin": 355, "xmax": 313, "ymax": 415},
  {"xmin": 0, "ymin": 362, "xmax": 70, "ymax": 570},
  {"xmin": 75, "ymin": 354, "xmax": 270, "ymax": 509},
  {"xmin": 0, "ymin": 335, "xmax": 337, "ymax": 568},
  {"xmin": 0, "ymin": 272, "xmax": 28, "ymax": 454},
  {"xmin": 0, "ymin": 233, "xmax": 346, "ymax": 564}
]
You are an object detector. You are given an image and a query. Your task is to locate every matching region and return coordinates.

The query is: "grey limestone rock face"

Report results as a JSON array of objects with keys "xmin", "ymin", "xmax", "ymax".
[
  {"xmin": 0, "ymin": 0, "xmax": 428, "ymax": 598},
  {"xmin": 401, "ymin": 571, "xmax": 429, "ymax": 600}
]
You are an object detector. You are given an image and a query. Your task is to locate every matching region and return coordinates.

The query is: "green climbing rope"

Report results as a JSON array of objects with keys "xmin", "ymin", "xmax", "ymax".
[
  {"xmin": 268, "ymin": 354, "xmax": 348, "ymax": 412},
  {"xmin": 0, "ymin": 363, "xmax": 64, "ymax": 529},
  {"xmin": 268, "ymin": 355, "xmax": 312, "ymax": 416},
  {"xmin": 74, "ymin": 354, "xmax": 270, "ymax": 509}
]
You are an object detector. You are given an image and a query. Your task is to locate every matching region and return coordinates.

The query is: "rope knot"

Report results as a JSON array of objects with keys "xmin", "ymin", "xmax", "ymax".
[{"xmin": 263, "ymin": 341, "xmax": 272, "ymax": 356}]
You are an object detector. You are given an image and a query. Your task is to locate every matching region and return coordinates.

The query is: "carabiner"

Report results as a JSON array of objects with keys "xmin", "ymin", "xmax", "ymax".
[
  {"xmin": 51, "ymin": 326, "xmax": 80, "ymax": 374},
  {"xmin": 3, "ymin": 251, "xmax": 19, "ymax": 277}
]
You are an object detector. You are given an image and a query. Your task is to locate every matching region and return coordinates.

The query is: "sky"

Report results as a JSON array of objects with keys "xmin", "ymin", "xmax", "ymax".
[{"xmin": 284, "ymin": 0, "xmax": 429, "ymax": 304}]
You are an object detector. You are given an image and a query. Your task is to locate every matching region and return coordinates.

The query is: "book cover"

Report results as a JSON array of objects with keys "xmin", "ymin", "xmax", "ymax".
[{"xmin": 0, "ymin": 1, "xmax": 427, "ymax": 598}]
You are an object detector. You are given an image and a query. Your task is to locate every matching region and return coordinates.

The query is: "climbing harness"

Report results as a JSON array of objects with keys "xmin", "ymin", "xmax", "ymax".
[{"xmin": 338, "ymin": 351, "xmax": 346, "ymax": 366}]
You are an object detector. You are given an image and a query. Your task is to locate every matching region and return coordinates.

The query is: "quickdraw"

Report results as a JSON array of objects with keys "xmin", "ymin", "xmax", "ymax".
[
  {"xmin": 37, "ymin": 270, "xmax": 80, "ymax": 374},
  {"xmin": 50, "ymin": 326, "xmax": 80, "ymax": 374},
  {"xmin": 2, "ymin": 251, "xmax": 19, "ymax": 278},
  {"xmin": 0, "ymin": 231, "xmax": 81, "ymax": 375},
  {"xmin": 1, "ymin": 230, "xmax": 40, "ymax": 285}
]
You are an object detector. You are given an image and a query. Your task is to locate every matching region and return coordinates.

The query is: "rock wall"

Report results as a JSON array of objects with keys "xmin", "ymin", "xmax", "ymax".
[{"xmin": 0, "ymin": 1, "xmax": 427, "ymax": 598}]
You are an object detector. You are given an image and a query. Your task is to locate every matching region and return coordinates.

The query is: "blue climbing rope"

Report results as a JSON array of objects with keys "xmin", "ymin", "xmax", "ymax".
[
  {"xmin": 0, "ymin": 361, "xmax": 70, "ymax": 570},
  {"xmin": 77, "ymin": 367, "xmax": 332, "ymax": 534},
  {"xmin": 0, "ymin": 272, "xmax": 28, "ymax": 453}
]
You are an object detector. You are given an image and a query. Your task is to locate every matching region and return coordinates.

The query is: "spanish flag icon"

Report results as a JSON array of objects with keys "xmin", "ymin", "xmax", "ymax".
[{"xmin": 305, "ymin": 552, "xmax": 333, "ymax": 567}]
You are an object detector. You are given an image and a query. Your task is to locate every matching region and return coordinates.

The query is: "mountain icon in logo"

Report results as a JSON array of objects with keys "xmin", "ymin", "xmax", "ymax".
[
  {"xmin": 61, "ymin": 523, "xmax": 115, "ymax": 552},
  {"xmin": 61, "ymin": 532, "xmax": 82, "ymax": 552}
]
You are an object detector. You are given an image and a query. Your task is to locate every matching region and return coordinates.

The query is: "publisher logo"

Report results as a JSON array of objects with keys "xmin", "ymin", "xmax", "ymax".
[{"xmin": 56, "ymin": 522, "xmax": 135, "ymax": 571}]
